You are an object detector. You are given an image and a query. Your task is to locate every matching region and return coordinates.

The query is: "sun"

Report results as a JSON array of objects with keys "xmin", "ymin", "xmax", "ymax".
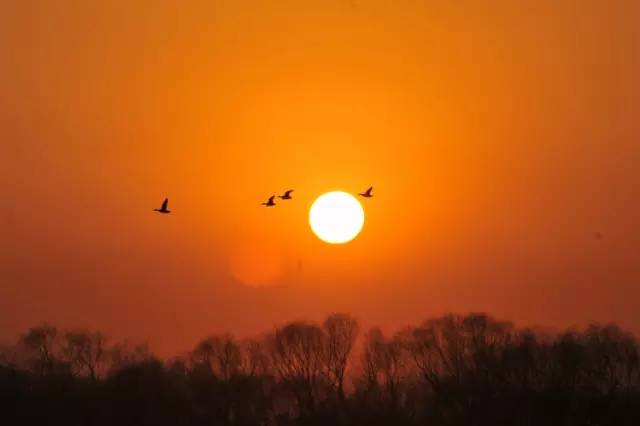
[{"xmin": 309, "ymin": 191, "xmax": 365, "ymax": 244}]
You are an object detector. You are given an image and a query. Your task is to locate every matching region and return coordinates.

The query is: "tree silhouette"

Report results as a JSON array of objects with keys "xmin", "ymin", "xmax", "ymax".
[
  {"xmin": 61, "ymin": 330, "xmax": 108, "ymax": 380},
  {"xmin": 20, "ymin": 324, "xmax": 60, "ymax": 377},
  {"xmin": 1, "ymin": 313, "xmax": 640, "ymax": 425},
  {"xmin": 269, "ymin": 321, "xmax": 326, "ymax": 418},
  {"xmin": 323, "ymin": 313, "xmax": 359, "ymax": 403}
]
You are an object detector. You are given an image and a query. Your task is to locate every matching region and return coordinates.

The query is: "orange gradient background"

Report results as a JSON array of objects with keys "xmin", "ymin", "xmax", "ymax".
[{"xmin": 1, "ymin": 0, "xmax": 639, "ymax": 355}]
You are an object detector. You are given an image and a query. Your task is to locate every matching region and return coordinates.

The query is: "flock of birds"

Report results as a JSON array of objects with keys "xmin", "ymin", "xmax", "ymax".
[
  {"xmin": 153, "ymin": 187, "xmax": 374, "ymax": 214},
  {"xmin": 260, "ymin": 186, "xmax": 374, "ymax": 208},
  {"xmin": 261, "ymin": 189, "xmax": 294, "ymax": 207}
]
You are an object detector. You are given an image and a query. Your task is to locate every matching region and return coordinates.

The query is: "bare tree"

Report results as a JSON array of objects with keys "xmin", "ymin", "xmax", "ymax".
[
  {"xmin": 583, "ymin": 323, "xmax": 640, "ymax": 393},
  {"xmin": 360, "ymin": 327, "xmax": 410, "ymax": 410},
  {"xmin": 502, "ymin": 329, "xmax": 545, "ymax": 392},
  {"xmin": 61, "ymin": 330, "xmax": 108, "ymax": 380},
  {"xmin": 361, "ymin": 327, "xmax": 385, "ymax": 390},
  {"xmin": 110, "ymin": 340, "xmax": 153, "ymax": 371},
  {"xmin": 462, "ymin": 313, "xmax": 513, "ymax": 388},
  {"xmin": 403, "ymin": 325, "xmax": 442, "ymax": 390},
  {"xmin": 239, "ymin": 337, "xmax": 271, "ymax": 377},
  {"xmin": 192, "ymin": 334, "xmax": 241, "ymax": 381},
  {"xmin": 270, "ymin": 321, "xmax": 326, "ymax": 416},
  {"xmin": 323, "ymin": 313, "xmax": 359, "ymax": 402},
  {"xmin": 20, "ymin": 324, "xmax": 59, "ymax": 376}
]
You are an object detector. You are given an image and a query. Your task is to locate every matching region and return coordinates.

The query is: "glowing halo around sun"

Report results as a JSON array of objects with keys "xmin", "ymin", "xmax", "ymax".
[{"xmin": 309, "ymin": 191, "xmax": 365, "ymax": 244}]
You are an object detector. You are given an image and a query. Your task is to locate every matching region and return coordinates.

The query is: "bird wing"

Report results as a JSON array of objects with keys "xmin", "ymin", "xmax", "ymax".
[
  {"xmin": 285, "ymin": 190, "xmax": 294, "ymax": 196},
  {"xmin": 161, "ymin": 198, "xmax": 169, "ymax": 210},
  {"xmin": 365, "ymin": 187, "xmax": 373, "ymax": 195},
  {"xmin": 268, "ymin": 195, "xmax": 275, "ymax": 203}
]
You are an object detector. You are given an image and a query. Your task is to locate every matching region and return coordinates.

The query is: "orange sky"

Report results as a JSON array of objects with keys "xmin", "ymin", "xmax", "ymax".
[{"xmin": 1, "ymin": 0, "xmax": 639, "ymax": 355}]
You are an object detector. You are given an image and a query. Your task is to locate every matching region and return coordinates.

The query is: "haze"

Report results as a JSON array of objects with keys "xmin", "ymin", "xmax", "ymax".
[{"xmin": 1, "ymin": 0, "xmax": 639, "ymax": 355}]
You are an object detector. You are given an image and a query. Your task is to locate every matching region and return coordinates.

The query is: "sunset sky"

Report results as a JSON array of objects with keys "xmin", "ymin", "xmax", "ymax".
[{"xmin": 1, "ymin": 0, "xmax": 639, "ymax": 355}]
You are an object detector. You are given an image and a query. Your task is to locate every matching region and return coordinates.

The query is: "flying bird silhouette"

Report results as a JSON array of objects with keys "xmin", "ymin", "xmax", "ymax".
[
  {"xmin": 278, "ymin": 190, "xmax": 294, "ymax": 200},
  {"xmin": 262, "ymin": 195, "xmax": 276, "ymax": 207},
  {"xmin": 358, "ymin": 187, "xmax": 373, "ymax": 198},
  {"xmin": 154, "ymin": 198, "xmax": 171, "ymax": 214}
]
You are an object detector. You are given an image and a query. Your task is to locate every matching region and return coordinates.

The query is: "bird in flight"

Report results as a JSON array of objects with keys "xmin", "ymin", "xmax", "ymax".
[
  {"xmin": 262, "ymin": 195, "xmax": 276, "ymax": 207},
  {"xmin": 358, "ymin": 187, "xmax": 373, "ymax": 198},
  {"xmin": 154, "ymin": 198, "xmax": 171, "ymax": 214},
  {"xmin": 278, "ymin": 190, "xmax": 294, "ymax": 200}
]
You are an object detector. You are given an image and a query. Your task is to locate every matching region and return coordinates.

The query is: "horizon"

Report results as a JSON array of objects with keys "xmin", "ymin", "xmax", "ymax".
[{"xmin": 0, "ymin": 310, "xmax": 618, "ymax": 362}]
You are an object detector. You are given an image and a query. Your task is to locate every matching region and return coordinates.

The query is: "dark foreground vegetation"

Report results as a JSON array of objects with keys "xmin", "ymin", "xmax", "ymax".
[{"xmin": 1, "ymin": 313, "xmax": 640, "ymax": 426}]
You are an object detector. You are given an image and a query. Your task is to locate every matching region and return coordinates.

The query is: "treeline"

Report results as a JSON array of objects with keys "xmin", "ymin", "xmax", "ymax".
[{"xmin": 1, "ymin": 313, "xmax": 640, "ymax": 425}]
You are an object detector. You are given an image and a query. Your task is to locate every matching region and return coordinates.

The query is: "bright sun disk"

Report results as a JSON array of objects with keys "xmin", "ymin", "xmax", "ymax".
[{"xmin": 309, "ymin": 191, "xmax": 365, "ymax": 244}]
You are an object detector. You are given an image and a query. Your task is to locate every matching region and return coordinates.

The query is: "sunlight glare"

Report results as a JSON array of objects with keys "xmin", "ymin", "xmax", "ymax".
[{"xmin": 309, "ymin": 191, "xmax": 365, "ymax": 244}]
